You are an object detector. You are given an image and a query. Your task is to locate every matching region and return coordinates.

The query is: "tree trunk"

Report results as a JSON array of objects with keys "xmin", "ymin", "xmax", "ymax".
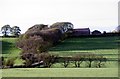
[{"xmin": 89, "ymin": 61, "xmax": 92, "ymax": 68}]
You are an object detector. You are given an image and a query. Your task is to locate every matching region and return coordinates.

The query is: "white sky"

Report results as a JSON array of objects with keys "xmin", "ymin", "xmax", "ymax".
[{"xmin": 0, "ymin": 0, "xmax": 119, "ymax": 34}]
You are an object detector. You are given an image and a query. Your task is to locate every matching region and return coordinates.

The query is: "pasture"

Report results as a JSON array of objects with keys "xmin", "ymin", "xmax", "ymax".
[
  {"xmin": 49, "ymin": 36, "xmax": 119, "ymax": 68},
  {"xmin": 1, "ymin": 36, "xmax": 119, "ymax": 77},
  {"xmin": 2, "ymin": 68, "xmax": 118, "ymax": 77}
]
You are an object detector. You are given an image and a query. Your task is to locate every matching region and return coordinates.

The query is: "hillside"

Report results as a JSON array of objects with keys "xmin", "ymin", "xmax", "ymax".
[
  {"xmin": 1, "ymin": 36, "xmax": 119, "ymax": 68},
  {"xmin": 1, "ymin": 38, "xmax": 21, "ymax": 57}
]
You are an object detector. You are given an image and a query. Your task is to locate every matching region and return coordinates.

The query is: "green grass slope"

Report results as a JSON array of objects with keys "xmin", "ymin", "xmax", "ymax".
[
  {"xmin": 1, "ymin": 36, "xmax": 119, "ymax": 67},
  {"xmin": 1, "ymin": 36, "xmax": 119, "ymax": 77},
  {"xmin": 49, "ymin": 36, "xmax": 119, "ymax": 57},
  {"xmin": 1, "ymin": 38, "xmax": 21, "ymax": 57},
  {"xmin": 49, "ymin": 36, "xmax": 119, "ymax": 68}
]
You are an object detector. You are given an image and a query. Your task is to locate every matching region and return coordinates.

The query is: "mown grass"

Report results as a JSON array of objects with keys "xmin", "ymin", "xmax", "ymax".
[{"xmin": 2, "ymin": 68, "xmax": 118, "ymax": 77}]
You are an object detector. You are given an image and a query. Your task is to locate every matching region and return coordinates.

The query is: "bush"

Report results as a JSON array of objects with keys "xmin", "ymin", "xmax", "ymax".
[
  {"xmin": 72, "ymin": 54, "xmax": 85, "ymax": 67},
  {"xmin": 0, "ymin": 57, "xmax": 4, "ymax": 68},
  {"xmin": 21, "ymin": 53, "xmax": 58, "ymax": 68},
  {"xmin": 3, "ymin": 57, "xmax": 17, "ymax": 68}
]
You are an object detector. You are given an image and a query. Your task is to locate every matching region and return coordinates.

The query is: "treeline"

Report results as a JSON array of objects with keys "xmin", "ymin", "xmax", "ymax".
[
  {"xmin": 68, "ymin": 32, "xmax": 120, "ymax": 38},
  {"xmin": 1, "ymin": 53, "xmax": 107, "ymax": 68},
  {"xmin": 1, "ymin": 24, "xmax": 21, "ymax": 37}
]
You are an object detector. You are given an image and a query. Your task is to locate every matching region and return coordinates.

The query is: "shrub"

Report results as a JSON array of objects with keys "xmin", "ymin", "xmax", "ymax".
[
  {"xmin": 4, "ymin": 57, "xmax": 17, "ymax": 68},
  {"xmin": 18, "ymin": 36, "xmax": 51, "ymax": 54},
  {"xmin": 21, "ymin": 52, "xmax": 58, "ymax": 68},
  {"xmin": 72, "ymin": 54, "xmax": 85, "ymax": 67},
  {"xmin": 95, "ymin": 55, "xmax": 107, "ymax": 68},
  {"xmin": 0, "ymin": 57, "xmax": 4, "ymax": 68}
]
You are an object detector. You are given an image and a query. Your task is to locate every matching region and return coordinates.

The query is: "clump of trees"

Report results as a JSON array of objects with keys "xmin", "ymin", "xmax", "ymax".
[
  {"xmin": 17, "ymin": 22, "xmax": 74, "ymax": 67},
  {"xmin": 1, "ymin": 24, "xmax": 21, "ymax": 37},
  {"xmin": 50, "ymin": 22, "xmax": 74, "ymax": 34}
]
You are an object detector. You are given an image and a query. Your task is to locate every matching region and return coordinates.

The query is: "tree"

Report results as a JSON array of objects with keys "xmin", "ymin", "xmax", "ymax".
[
  {"xmin": 50, "ymin": 22, "xmax": 74, "ymax": 34},
  {"xmin": 73, "ymin": 54, "xmax": 84, "ymax": 67},
  {"xmin": 1, "ymin": 24, "xmax": 11, "ymax": 36},
  {"xmin": 17, "ymin": 35, "xmax": 51, "ymax": 54},
  {"xmin": 92, "ymin": 30, "xmax": 101, "ymax": 35},
  {"xmin": 11, "ymin": 26, "xmax": 21, "ymax": 36},
  {"xmin": 116, "ymin": 25, "xmax": 120, "ymax": 33},
  {"xmin": 27, "ymin": 24, "xmax": 48, "ymax": 33}
]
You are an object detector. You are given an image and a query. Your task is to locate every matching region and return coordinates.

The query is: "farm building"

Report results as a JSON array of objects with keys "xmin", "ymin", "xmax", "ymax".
[
  {"xmin": 92, "ymin": 30, "xmax": 102, "ymax": 35},
  {"xmin": 72, "ymin": 28, "xmax": 90, "ymax": 36}
]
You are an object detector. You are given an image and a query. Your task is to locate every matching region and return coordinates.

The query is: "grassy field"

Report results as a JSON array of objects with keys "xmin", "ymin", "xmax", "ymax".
[
  {"xmin": 2, "ymin": 68, "xmax": 118, "ymax": 77},
  {"xmin": 0, "ymin": 38, "xmax": 21, "ymax": 57},
  {"xmin": 49, "ymin": 36, "xmax": 119, "ymax": 68},
  {"xmin": 1, "ymin": 36, "xmax": 119, "ymax": 77}
]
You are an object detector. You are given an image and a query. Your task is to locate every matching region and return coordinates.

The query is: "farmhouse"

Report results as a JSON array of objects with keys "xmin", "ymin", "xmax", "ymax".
[{"xmin": 72, "ymin": 28, "xmax": 90, "ymax": 36}]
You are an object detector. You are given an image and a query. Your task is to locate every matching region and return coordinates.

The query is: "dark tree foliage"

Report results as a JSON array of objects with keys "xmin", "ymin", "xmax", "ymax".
[
  {"xmin": 27, "ymin": 24, "xmax": 48, "ymax": 33},
  {"xmin": 24, "ymin": 28, "xmax": 62, "ymax": 45},
  {"xmin": 11, "ymin": 26, "xmax": 21, "ymax": 36},
  {"xmin": 17, "ymin": 35, "xmax": 51, "ymax": 54},
  {"xmin": 50, "ymin": 22, "xmax": 74, "ymax": 33},
  {"xmin": 92, "ymin": 30, "xmax": 101, "ymax": 35},
  {"xmin": 17, "ymin": 23, "xmax": 64, "ymax": 67},
  {"xmin": 1, "ymin": 24, "xmax": 11, "ymax": 36},
  {"xmin": 21, "ymin": 53, "xmax": 57, "ymax": 67}
]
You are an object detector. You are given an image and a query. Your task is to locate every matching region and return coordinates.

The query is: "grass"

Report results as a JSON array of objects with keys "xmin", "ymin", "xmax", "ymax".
[
  {"xmin": 49, "ymin": 36, "xmax": 118, "ymax": 51},
  {"xmin": 49, "ymin": 36, "xmax": 119, "ymax": 68},
  {"xmin": 1, "ymin": 36, "xmax": 119, "ymax": 77},
  {"xmin": 0, "ymin": 38, "xmax": 21, "ymax": 57},
  {"xmin": 2, "ymin": 68, "xmax": 118, "ymax": 77},
  {"xmin": 49, "ymin": 36, "xmax": 119, "ymax": 58}
]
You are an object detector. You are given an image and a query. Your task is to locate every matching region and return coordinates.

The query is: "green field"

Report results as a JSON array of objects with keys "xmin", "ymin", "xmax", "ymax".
[
  {"xmin": 1, "ymin": 38, "xmax": 21, "ymax": 57},
  {"xmin": 1, "ymin": 36, "xmax": 119, "ymax": 77},
  {"xmin": 1, "ymin": 68, "xmax": 118, "ymax": 77}
]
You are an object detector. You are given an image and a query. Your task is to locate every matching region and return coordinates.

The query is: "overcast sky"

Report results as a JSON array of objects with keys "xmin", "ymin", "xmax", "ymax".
[{"xmin": 0, "ymin": 0, "xmax": 119, "ymax": 33}]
